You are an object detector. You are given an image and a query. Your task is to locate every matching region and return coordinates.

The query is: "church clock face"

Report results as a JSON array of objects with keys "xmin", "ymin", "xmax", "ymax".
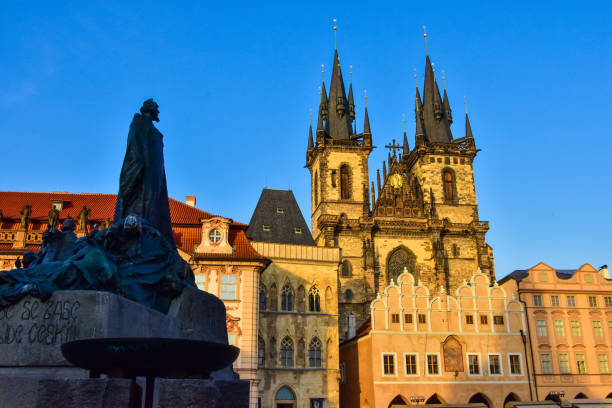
[{"xmin": 390, "ymin": 173, "xmax": 402, "ymax": 189}]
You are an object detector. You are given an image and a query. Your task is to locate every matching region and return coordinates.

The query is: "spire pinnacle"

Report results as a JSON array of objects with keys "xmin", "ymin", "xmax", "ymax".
[
  {"xmin": 363, "ymin": 106, "xmax": 371, "ymax": 134},
  {"xmin": 403, "ymin": 127, "xmax": 410, "ymax": 156},
  {"xmin": 348, "ymin": 82, "xmax": 355, "ymax": 121},
  {"xmin": 423, "ymin": 25, "xmax": 428, "ymax": 56},
  {"xmin": 465, "ymin": 112, "xmax": 474, "ymax": 139},
  {"xmin": 333, "ymin": 18, "xmax": 338, "ymax": 50},
  {"xmin": 308, "ymin": 110, "xmax": 314, "ymax": 151},
  {"xmin": 317, "ymin": 81, "xmax": 328, "ymax": 132},
  {"xmin": 443, "ymin": 88, "xmax": 452, "ymax": 124}
]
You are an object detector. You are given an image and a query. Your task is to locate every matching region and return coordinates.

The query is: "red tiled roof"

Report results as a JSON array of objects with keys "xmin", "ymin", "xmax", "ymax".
[
  {"xmin": 0, "ymin": 191, "xmax": 266, "ymax": 261},
  {"xmin": 355, "ymin": 317, "xmax": 371, "ymax": 338}
]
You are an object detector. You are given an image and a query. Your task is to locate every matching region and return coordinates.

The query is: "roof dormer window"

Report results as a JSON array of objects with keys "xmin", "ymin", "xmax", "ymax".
[
  {"xmin": 262, "ymin": 225, "xmax": 271, "ymax": 232},
  {"xmin": 294, "ymin": 227, "xmax": 302, "ymax": 234},
  {"xmin": 277, "ymin": 208, "xmax": 285, "ymax": 214},
  {"xmin": 51, "ymin": 201, "xmax": 64, "ymax": 211}
]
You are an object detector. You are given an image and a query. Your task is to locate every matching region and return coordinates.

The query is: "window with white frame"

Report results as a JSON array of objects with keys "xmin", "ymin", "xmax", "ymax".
[
  {"xmin": 220, "ymin": 275, "xmax": 237, "ymax": 300},
  {"xmin": 509, "ymin": 354, "xmax": 522, "ymax": 375},
  {"xmin": 405, "ymin": 354, "xmax": 418, "ymax": 375},
  {"xmin": 533, "ymin": 295, "xmax": 543, "ymax": 306},
  {"xmin": 576, "ymin": 353, "xmax": 587, "ymax": 374},
  {"xmin": 468, "ymin": 354, "xmax": 481, "ymax": 375},
  {"xmin": 383, "ymin": 354, "xmax": 395, "ymax": 375},
  {"xmin": 559, "ymin": 353, "xmax": 570, "ymax": 374},
  {"xmin": 536, "ymin": 319, "xmax": 548, "ymax": 337},
  {"xmin": 426, "ymin": 354, "xmax": 439, "ymax": 375},
  {"xmin": 598, "ymin": 354, "xmax": 609, "ymax": 374},
  {"xmin": 541, "ymin": 353, "xmax": 553, "ymax": 374},
  {"xmin": 488, "ymin": 354, "xmax": 502, "ymax": 375},
  {"xmin": 554, "ymin": 319, "xmax": 565, "ymax": 337},
  {"xmin": 593, "ymin": 320, "xmax": 603, "ymax": 337},
  {"xmin": 571, "ymin": 320, "xmax": 582, "ymax": 337}
]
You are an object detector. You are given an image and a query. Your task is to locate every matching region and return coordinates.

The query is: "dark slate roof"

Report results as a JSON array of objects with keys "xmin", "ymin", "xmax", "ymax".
[
  {"xmin": 246, "ymin": 189, "xmax": 315, "ymax": 246},
  {"xmin": 498, "ymin": 268, "xmax": 578, "ymax": 284}
]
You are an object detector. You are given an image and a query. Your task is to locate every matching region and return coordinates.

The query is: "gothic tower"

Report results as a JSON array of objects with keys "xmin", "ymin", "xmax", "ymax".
[{"xmin": 307, "ymin": 47, "xmax": 495, "ymax": 341}]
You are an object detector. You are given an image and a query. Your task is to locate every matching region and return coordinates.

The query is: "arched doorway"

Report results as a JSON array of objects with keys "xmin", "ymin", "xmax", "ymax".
[
  {"xmin": 575, "ymin": 393, "xmax": 588, "ymax": 399},
  {"xmin": 275, "ymin": 386, "xmax": 295, "ymax": 408},
  {"xmin": 426, "ymin": 394, "xmax": 444, "ymax": 404},
  {"xmin": 386, "ymin": 246, "xmax": 417, "ymax": 285},
  {"xmin": 388, "ymin": 395, "xmax": 408, "ymax": 407},
  {"xmin": 469, "ymin": 393, "xmax": 492, "ymax": 408},
  {"xmin": 504, "ymin": 393, "xmax": 520, "ymax": 408}
]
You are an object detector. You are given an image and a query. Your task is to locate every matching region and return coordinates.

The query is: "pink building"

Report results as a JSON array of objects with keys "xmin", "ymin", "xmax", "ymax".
[{"xmin": 500, "ymin": 262, "xmax": 612, "ymax": 401}]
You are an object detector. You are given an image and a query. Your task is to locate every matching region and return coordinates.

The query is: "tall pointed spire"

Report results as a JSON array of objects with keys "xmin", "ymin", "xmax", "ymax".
[
  {"xmin": 363, "ymin": 106, "xmax": 371, "ymax": 134},
  {"xmin": 307, "ymin": 113, "xmax": 314, "ymax": 150},
  {"xmin": 317, "ymin": 81, "xmax": 328, "ymax": 132},
  {"xmin": 443, "ymin": 89, "xmax": 452, "ymax": 124},
  {"xmin": 326, "ymin": 48, "xmax": 353, "ymax": 139},
  {"xmin": 415, "ymin": 87, "xmax": 425, "ymax": 138},
  {"xmin": 403, "ymin": 130, "xmax": 410, "ymax": 156},
  {"xmin": 348, "ymin": 82, "xmax": 355, "ymax": 122},
  {"xmin": 465, "ymin": 112, "xmax": 473, "ymax": 139},
  {"xmin": 421, "ymin": 55, "xmax": 453, "ymax": 143}
]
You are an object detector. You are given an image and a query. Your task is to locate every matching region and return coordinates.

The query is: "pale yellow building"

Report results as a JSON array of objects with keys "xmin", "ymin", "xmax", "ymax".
[{"xmin": 247, "ymin": 189, "xmax": 340, "ymax": 408}]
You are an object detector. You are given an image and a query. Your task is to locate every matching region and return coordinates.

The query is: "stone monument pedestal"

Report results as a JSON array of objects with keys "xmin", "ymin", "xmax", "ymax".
[{"xmin": 0, "ymin": 288, "xmax": 248, "ymax": 407}]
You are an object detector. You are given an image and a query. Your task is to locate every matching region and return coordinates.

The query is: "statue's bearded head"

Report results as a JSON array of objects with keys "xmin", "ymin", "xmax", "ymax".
[{"xmin": 140, "ymin": 99, "xmax": 160, "ymax": 122}]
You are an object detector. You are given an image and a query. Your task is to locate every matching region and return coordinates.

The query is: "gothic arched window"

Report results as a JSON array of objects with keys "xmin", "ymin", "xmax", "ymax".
[
  {"xmin": 258, "ymin": 336, "xmax": 265, "ymax": 367},
  {"xmin": 259, "ymin": 284, "xmax": 266, "ymax": 311},
  {"xmin": 341, "ymin": 261, "xmax": 351, "ymax": 278},
  {"xmin": 340, "ymin": 165, "xmax": 350, "ymax": 199},
  {"xmin": 387, "ymin": 247, "xmax": 417, "ymax": 285},
  {"xmin": 281, "ymin": 284, "xmax": 294, "ymax": 311},
  {"xmin": 308, "ymin": 286, "xmax": 321, "ymax": 312},
  {"xmin": 309, "ymin": 337, "xmax": 322, "ymax": 367},
  {"xmin": 443, "ymin": 170, "xmax": 454, "ymax": 201},
  {"xmin": 280, "ymin": 337, "xmax": 294, "ymax": 367}
]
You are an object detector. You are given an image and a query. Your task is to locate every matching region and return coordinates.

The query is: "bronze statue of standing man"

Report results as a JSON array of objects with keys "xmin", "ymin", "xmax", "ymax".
[{"xmin": 114, "ymin": 99, "xmax": 175, "ymax": 246}]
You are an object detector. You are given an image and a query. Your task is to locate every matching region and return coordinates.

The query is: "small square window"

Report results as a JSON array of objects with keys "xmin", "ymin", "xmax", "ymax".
[
  {"xmin": 294, "ymin": 227, "xmax": 302, "ymax": 234},
  {"xmin": 466, "ymin": 315, "xmax": 474, "ymax": 325},
  {"xmin": 494, "ymin": 316, "xmax": 504, "ymax": 325},
  {"xmin": 391, "ymin": 313, "xmax": 399, "ymax": 323},
  {"xmin": 262, "ymin": 225, "xmax": 271, "ymax": 232},
  {"xmin": 404, "ymin": 314, "xmax": 413, "ymax": 324},
  {"xmin": 533, "ymin": 295, "xmax": 543, "ymax": 306},
  {"xmin": 418, "ymin": 314, "xmax": 427, "ymax": 324},
  {"xmin": 276, "ymin": 208, "xmax": 285, "ymax": 214},
  {"xmin": 480, "ymin": 315, "xmax": 488, "ymax": 325}
]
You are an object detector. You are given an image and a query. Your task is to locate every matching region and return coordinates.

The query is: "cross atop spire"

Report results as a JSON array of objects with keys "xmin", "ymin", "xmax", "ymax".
[{"xmin": 385, "ymin": 139, "xmax": 402, "ymax": 156}]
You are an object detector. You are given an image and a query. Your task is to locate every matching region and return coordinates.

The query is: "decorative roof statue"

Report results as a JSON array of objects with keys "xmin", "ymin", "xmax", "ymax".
[
  {"xmin": 76, "ymin": 205, "xmax": 90, "ymax": 233},
  {"xmin": 48, "ymin": 206, "xmax": 60, "ymax": 229},
  {"xmin": 20, "ymin": 205, "xmax": 31, "ymax": 230}
]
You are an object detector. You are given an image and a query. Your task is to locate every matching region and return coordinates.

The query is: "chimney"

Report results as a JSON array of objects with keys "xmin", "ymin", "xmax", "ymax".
[{"xmin": 185, "ymin": 195, "xmax": 196, "ymax": 208}]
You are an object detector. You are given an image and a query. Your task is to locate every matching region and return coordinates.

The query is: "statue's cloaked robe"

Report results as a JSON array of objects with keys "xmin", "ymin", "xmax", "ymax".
[{"xmin": 114, "ymin": 114, "xmax": 175, "ymax": 246}]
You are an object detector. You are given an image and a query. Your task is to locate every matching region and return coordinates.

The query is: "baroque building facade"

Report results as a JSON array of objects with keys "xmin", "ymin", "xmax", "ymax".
[
  {"xmin": 247, "ymin": 189, "xmax": 340, "ymax": 408},
  {"xmin": 500, "ymin": 262, "xmax": 612, "ymax": 402},
  {"xmin": 306, "ymin": 46, "xmax": 494, "ymax": 341}
]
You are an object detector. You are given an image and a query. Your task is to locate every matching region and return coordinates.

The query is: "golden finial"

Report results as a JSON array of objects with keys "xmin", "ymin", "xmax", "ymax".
[
  {"xmin": 442, "ymin": 69, "xmax": 446, "ymax": 89},
  {"xmin": 349, "ymin": 65, "xmax": 353, "ymax": 83},
  {"xmin": 333, "ymin": 18, "xmax": 338, "ymax": 50},
  {"xmin": 431, "ymin": 62, "xmax": 435, "ymax": 73},
  {"xmin": 423, "ymin": 25, "xmax": 428, "ymax": 56},
  {"xmin": 464, "ymin": 96, "xmax": 468, "ymax": 114},
  {"xmin": 413, "ymin": 68, "xmax": 418, "ymax": 87},
  {"xmin": 364, "ymin": 89, "xmax": 368, "ymax": 107}
]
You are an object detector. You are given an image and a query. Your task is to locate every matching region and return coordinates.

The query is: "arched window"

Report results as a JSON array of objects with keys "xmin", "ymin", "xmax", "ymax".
[
  {"xmin": 281, "ymin": 284, "xmax": 294, "ymax": 311},
  {"xmin": 443, "ymin": 169, "xmax": 454, "ymax": 201},
  {"xmin": 308, "ymin": 286, "xmax": 321, "ymax": 312},
  {"xmin": 344, "ymin": 289, "xmax": 354, "ymax": 301},
  {"xmin": 259, "ymin": 284, "xmax": 266, "ymax": 311},
  {"xmin": 280, "ymin": 337, "xmax": 294, "ymax": 367},
  {"xmin": 314, "ymin": 171, "xmax": 319, "ymax": 205},
  {"xmin": 341, "ymin": 261, "xmax": 351, "ymax": 278},
  {"xmin": 269, "ymin": 283, "xmax": 278, "ymax": 311},
  {"xmin": 258, "ymin": 337, "xmax": 265, "ymax": 367},
  {"xmin": 275, "ymin": 386, "xmax": 295, "ymax": 404},
  {"xmin": 340, "ymin": 165, "xmax": 350, "ymax": 199},
  {"xmin": 386, "ymin": 247, "xmax": 417, "ymax": 285},
  {"xmin": 309, "ymin": 337, "xmax": 322, "ymax": 367}
]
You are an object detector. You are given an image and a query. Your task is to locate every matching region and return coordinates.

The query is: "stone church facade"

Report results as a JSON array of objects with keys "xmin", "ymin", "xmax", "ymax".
[{"xmin": 306, "ymin": 46, "xmax": 495, "ymax": 342}]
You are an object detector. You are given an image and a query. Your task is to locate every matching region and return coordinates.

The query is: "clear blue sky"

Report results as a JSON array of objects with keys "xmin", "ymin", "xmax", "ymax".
[{"xmin": 1, "ymin": 1, "xmax": 610, "ymax": 278}]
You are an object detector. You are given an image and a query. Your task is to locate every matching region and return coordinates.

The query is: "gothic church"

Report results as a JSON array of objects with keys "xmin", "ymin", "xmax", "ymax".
[{"xmin": 306, "ymin": 46, "xmax": 495, "ymax": 341}]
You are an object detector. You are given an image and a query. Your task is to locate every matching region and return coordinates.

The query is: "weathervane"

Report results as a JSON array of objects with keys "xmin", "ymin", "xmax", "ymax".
[{"xmin": 333, "ymin": 18, "xmax": 338, "ymax": 49}]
